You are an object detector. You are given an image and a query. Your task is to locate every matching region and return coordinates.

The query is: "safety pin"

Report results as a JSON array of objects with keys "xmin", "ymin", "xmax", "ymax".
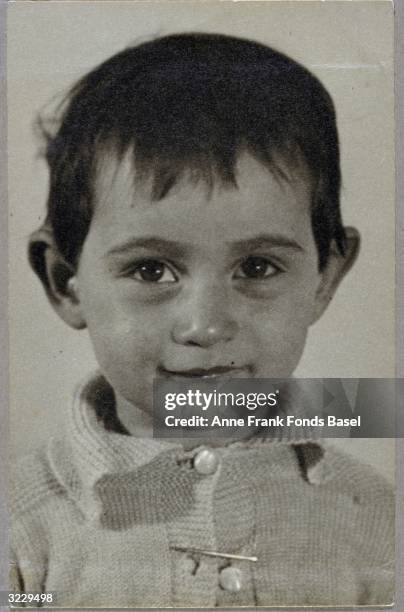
[{"xmin": 172, "ymin": 547, "xmax": 258, "ymax": 562}]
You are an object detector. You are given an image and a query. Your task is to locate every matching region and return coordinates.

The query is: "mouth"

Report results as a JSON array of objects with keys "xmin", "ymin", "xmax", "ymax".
[{"xmin": 158, "ymin": 366, "xmax": 248, "ymax": 380}]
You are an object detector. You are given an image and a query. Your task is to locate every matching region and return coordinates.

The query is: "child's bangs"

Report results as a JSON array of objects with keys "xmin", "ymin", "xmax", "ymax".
[{"xmin": 101, "ymin": 132, "xmax": 303, "ymax": 205}]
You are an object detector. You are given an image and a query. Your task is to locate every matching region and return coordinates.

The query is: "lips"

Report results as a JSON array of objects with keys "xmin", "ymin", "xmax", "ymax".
[{"xmin": 158, "ymin": 365, "xmax": 248, "ymax": 379}]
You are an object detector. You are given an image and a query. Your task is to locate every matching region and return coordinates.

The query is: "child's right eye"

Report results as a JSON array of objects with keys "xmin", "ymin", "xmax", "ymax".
[{"xmin": 131, "ymin": 259, "xmax": 178, "ymax": 283}]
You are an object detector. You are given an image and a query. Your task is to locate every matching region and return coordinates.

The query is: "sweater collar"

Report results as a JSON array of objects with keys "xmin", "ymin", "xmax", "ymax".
[
  {"xmin": 48, "ymin": 373, "xmax": 184, "ymax": 519},
  {"xmin": 48, "ymin": 372, "xmax": 316, "ymax": 520}
]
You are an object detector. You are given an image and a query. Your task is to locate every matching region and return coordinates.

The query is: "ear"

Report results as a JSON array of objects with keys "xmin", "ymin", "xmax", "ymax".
[
  {"xmin": 312, "ymin": 227, "xmax": 360, "ymax": 324},
  {"xmin": 28, "ymin": 227, "xmax": 86, "ymax": 330}
]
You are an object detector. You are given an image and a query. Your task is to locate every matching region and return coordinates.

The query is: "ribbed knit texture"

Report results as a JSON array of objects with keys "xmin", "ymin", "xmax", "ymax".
[{"xmin": 10, "ymin": 375, "xmax": 394, "ymax": 607}]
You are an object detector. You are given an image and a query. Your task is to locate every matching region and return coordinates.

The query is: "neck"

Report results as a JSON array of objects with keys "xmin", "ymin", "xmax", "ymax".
[{"xmin": 114, "ymin": 392, "xmax": 262, "ymax": 450}]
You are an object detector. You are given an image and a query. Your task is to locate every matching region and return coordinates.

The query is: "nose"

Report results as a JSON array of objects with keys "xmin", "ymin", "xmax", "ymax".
[{"xmin": 171, "ymin": 282, "xmax": 239, "ymax": 348}]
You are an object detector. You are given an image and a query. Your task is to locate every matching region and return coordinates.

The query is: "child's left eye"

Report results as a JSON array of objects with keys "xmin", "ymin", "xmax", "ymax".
[
  {"xmin": 131, "ymin": 259, "xmax": 177, "ymax": 283},
  {"xmin": 234, "ymin": 256, "xmax": 279, "ymax": 279}
]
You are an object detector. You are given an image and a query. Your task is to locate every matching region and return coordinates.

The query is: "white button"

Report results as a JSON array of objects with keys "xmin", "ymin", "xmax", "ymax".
[
  {"xmin": 219, "ymin": 567, "xmax": 242, "ymax": 592},
  {"xmin": 193, "ymin": 449, "xmax": 219, "ymax": 475}
]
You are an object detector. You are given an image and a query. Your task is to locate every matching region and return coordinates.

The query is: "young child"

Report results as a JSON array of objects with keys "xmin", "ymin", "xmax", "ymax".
[{"xmin": 11, "ymin": 33, "xmax": 394, "ymax": 607}]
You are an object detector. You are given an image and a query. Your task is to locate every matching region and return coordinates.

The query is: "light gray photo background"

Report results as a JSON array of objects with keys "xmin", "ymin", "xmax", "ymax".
[
  {"xmin": 7, "ymin": 1, "xmax": 396, "ymax": 482},
  {"xmin": 2, "ymin": 1, "xmax": 402, "ymax": 611}
]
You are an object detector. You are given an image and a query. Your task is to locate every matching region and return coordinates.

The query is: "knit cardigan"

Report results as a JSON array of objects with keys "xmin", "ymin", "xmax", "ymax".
[{"xmin": 10, "ymin": 375, "xmax": 394, "ymax": 607}]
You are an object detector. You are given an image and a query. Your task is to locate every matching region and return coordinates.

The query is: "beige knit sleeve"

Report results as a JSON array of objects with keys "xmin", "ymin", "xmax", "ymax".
[
  {"xmin": 10, "ymin": 518, "xmax": 48, "ymax": 597},
  {"xmin": 361, "ymin": 520, "xmax": 395, "ymax": 605},
  {"xmin": 359, "ymin": 483, "xmax": 395, "ymax": 605},
  {"xmin": 10, "ymin": 545, "xmax": 49, "ymax": 608},
  {"xmin": 9, "ymin": 550, "xmax": 24, "ymax": 592}
]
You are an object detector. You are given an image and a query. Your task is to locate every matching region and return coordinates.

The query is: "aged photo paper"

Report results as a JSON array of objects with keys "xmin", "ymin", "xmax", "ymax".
[{"xmin": 6, "ymin": 0, "xmax": 397, "ymax": 608}]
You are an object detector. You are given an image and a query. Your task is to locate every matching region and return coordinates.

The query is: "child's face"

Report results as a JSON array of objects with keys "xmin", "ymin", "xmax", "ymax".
[{"xmin": 74, "ymin": 153, "xmax": 325, "ymax": 415}]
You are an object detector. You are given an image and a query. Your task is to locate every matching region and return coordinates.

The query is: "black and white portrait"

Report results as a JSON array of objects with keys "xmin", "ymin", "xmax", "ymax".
[{"xmin": 7, "ymin": 2, "xmax": 395, "ymax": 608}]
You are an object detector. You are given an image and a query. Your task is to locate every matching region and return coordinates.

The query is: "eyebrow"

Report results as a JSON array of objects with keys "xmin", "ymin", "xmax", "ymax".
[
  {"xmin": 105, "ymin": 233, "xmax": 304, "ymax": 259},
  {"xmin": 228, "ymin": 234, "xmax": 304, "ymax": 254},
  {"xmin": 106, "ymin": 237, "xmax": 190, "ymax": 259}
]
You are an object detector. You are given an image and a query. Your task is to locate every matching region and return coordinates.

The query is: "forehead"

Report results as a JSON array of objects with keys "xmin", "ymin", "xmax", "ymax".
[{"xmin": 90, "ymin": 151, "xmax": 314, "ymax": 249}]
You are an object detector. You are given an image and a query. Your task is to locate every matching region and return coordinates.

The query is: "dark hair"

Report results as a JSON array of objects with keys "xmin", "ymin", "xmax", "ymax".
[{"xmin": 39, "ymin": 32, "xmax": 346, "ymax": 270}]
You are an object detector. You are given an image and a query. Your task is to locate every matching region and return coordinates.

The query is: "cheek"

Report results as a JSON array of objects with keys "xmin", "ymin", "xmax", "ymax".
[
  {"xmin": 258, "ymin": 310, "xmax": 311, "ymax": 352},
  {"xmin": 249, "ymin": 283, "xmax": 317, "ymax": 372},
  {"xmin": 81, "ymin": 288, "xmax": 166, "ymax": 374},
  {"xmin": 253, "ymin": 318, "xmax": 308, "ymax": 377}
]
